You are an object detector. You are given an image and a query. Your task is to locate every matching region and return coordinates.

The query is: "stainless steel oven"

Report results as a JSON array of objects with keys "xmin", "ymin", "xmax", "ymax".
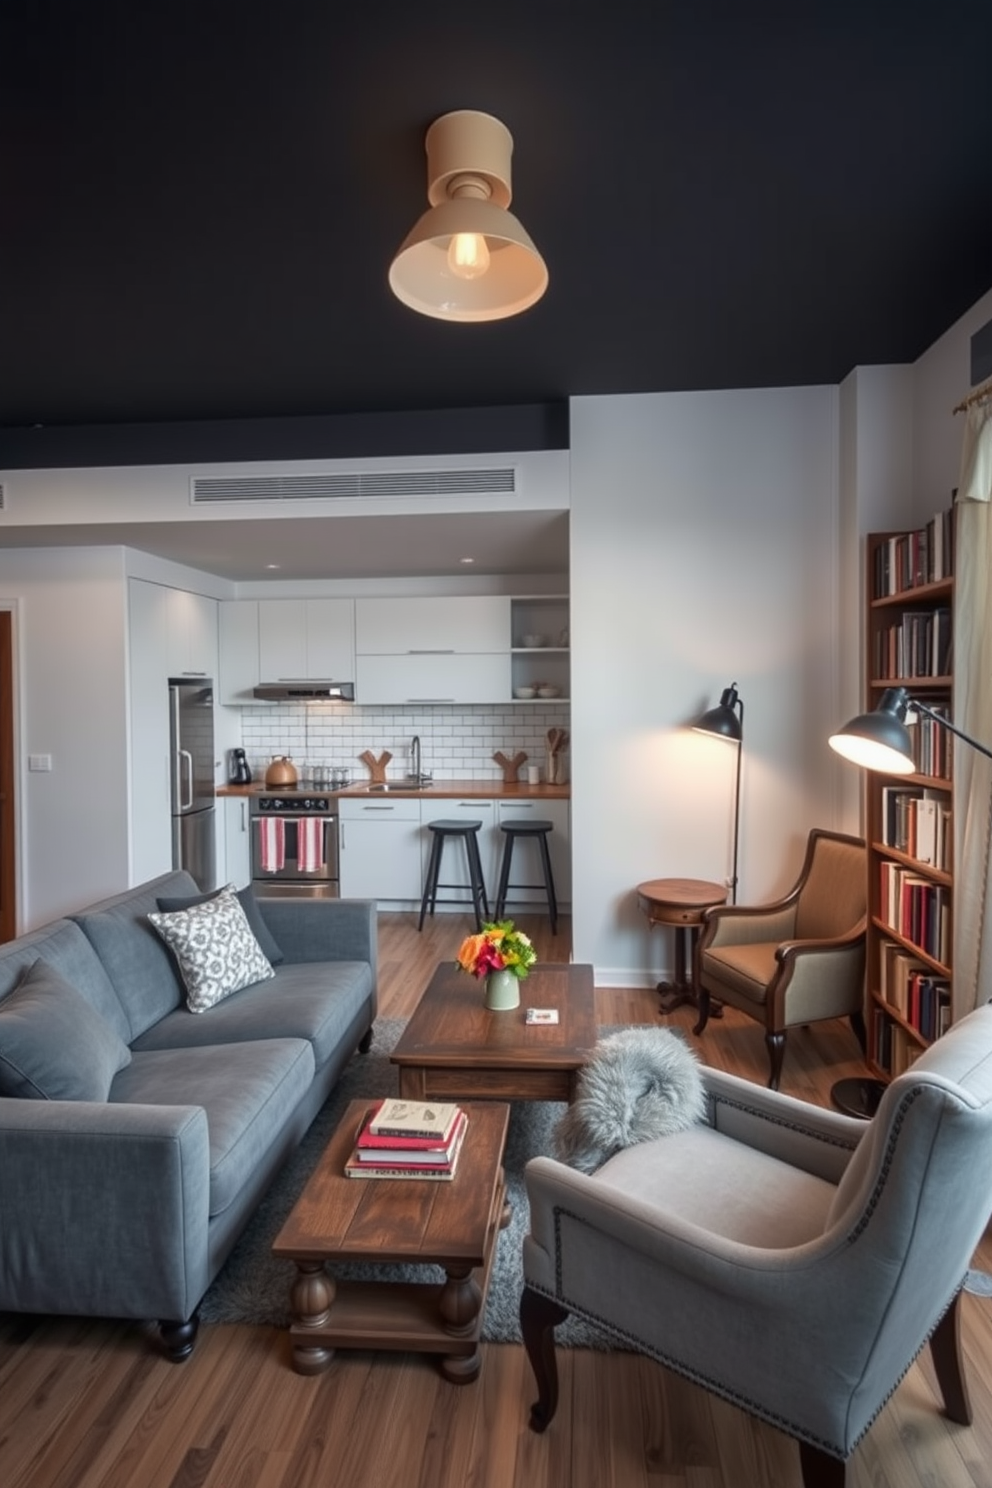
[{"xmin": 250, "ymin": 793, "xmax": 339, "ymax": 899}]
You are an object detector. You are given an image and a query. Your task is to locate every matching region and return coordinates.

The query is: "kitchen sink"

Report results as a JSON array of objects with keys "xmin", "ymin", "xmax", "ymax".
[{"xmin": 359, "ymin": 778, "xmax": 433, "ymax": 792}]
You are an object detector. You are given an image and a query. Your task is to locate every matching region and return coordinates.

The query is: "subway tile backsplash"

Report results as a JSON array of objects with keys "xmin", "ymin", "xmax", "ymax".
[{"xmin": 238, "ymin": 701, "xmax": 571, "ymax": 782}]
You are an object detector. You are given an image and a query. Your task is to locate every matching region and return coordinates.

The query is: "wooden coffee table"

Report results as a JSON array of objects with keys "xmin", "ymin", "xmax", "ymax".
[
  {"xmin": 271, "ymin": 1098, "xmax": 509, "ymax": 1382},
  {"xmin": 390, "ymin": 961, "xmax": 597, "ymax": 1104}
]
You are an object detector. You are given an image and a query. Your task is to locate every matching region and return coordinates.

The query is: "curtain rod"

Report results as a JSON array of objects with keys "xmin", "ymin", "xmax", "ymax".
[{"xmin": 953, "ymin": 377, "xmax": 992, "ymax": 414}]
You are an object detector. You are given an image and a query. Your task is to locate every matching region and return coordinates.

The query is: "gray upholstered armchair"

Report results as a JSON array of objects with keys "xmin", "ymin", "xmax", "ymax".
[
  {"xmin": 695, "ymin": 827, "xmax": 867, "ymax": 1088},
  {"xmin": 520, "ymin": 1003, "xmax": 992, "ymax": 1487}
]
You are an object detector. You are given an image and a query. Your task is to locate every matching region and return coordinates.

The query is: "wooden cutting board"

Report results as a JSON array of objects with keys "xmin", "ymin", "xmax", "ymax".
[{"xmin": 359, "ymin": 750, "xmax": 392, "ymax": 784}]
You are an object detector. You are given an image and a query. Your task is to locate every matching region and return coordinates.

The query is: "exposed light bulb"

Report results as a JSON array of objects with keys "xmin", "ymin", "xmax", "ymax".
[{"xmin": 447, "ymin": 232, "xmax": 490, "ymax": 280}]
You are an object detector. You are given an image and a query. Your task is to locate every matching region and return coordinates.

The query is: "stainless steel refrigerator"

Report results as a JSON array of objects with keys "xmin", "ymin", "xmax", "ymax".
[{"xmin": 169, "ymin": 679, "xmax": 217, "ymax": 891}]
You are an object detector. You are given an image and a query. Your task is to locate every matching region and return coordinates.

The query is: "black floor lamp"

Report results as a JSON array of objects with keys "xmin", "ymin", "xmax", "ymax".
[
  {"xmin": 827, "ymin": 684, "xmax": 992, "ymax": 1117},
  {"xmin": 693, "ymin": 682, "xmax": 744, "ymax": 904}
]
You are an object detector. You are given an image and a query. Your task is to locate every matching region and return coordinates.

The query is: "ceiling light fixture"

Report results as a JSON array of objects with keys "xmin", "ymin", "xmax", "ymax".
[{"xmin": 388, "ymin": 110, "xmax": 548, "ymax": 323}]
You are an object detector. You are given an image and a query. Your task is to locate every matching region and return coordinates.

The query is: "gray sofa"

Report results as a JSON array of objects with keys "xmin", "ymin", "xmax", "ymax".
[{"xmin": 0, "ymin": 870, "xmax": 377, "ymax": 1359}]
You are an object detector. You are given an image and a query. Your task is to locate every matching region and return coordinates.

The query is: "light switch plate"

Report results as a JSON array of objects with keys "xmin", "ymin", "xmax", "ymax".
[{"xmin": 28, "ymin": 754, "xmax": 53, "ymax": 771}]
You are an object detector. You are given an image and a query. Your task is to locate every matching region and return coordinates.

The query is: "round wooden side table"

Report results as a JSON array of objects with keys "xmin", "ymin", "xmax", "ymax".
[{"xmin": 636, "ymin": 877, "xmax": 728, "ymax": 1026}]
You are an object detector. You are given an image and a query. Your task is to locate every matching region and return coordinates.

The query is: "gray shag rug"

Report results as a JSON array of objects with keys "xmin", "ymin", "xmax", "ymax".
[{"xmin": 199, "ymin": 1017, "xmax": 617, "ymax": 1348}]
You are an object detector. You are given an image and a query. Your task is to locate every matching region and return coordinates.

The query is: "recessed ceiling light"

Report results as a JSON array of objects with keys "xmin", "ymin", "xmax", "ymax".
[
  {"xmin": 265, "ymin": 563, "xmax": 280, "ymax": 570},
  {"xmin": 459, "ymin": 556, "xmax": 475, "ymax": 564}
]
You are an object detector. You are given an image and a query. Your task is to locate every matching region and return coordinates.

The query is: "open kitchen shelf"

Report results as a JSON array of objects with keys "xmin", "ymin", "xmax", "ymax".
[{"xmin": 511, "ymin": 596, "xmax": 569, "ymax": 703}]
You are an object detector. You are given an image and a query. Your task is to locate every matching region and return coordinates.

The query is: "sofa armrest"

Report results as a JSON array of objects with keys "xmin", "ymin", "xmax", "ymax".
[
  {"xmin": 0, "ymin": 1098, "xmax": 211, "ymax": 1322},
  {"xmin": 255, "ymin": 896, "xmax": 377, "ymax": 974}
]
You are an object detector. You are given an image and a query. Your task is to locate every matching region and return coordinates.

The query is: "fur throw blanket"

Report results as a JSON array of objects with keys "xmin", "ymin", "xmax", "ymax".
[{"xmin": 553, "ymin": 1026, "xmax": 706, "ymax": 1174}]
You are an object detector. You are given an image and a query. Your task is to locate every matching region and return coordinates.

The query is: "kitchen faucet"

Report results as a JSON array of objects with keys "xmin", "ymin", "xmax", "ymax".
[{"xmin": 408, "ymin": 735, "xmax": 432, "ymax": 786}]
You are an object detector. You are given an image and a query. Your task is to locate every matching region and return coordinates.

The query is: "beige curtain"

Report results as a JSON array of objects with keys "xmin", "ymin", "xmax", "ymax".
[{"xmin": 952, "ymin": 403, "xmax": 992, "ymax": 1018}]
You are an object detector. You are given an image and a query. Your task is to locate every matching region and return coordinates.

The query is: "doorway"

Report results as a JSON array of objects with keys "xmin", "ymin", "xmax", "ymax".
[{"xmin": 0, "ymin": 611, "xmax": 15, "ymax": 941}]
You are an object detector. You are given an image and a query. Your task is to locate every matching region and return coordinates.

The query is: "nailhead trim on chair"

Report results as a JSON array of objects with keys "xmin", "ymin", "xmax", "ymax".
[
  {"xmin": 708, "ymin": 1091, "xmax": 863, "ymax": 1157},
  {"xmin": 843, "ymin": 1083, "xmax": 942, "ymax": 1244}
]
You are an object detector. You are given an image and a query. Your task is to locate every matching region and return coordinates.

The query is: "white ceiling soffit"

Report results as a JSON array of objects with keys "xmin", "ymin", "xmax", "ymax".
[{"xmin": 191, "ymin": 467, "xmax": 516, "ymax": 504}]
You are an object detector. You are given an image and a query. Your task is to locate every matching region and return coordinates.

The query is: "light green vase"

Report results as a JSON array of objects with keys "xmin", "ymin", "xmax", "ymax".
[{"xmin": 485, "ymin": 967, "xmax": 521, "ymax": 1011}]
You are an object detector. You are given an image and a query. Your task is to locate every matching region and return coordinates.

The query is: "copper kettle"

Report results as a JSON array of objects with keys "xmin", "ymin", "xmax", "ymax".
[{"xmin": 264, "ymin": 755, "xmax": 298, "ymax": 788}]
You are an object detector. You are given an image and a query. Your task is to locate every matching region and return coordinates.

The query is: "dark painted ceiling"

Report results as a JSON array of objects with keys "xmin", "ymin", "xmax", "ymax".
[{"xmin": 2, "ymin": 0, "xmax": 991, "ymax": 448}]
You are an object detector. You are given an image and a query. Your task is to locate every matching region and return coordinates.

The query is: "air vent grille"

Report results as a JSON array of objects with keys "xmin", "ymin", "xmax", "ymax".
[
  {"xmin": 0, "ymin": 484, "xmax": 5, "ymax": 510},
  {"xmin": 191, "ymin": 468, "xmax": 516, "ymax": 504}
]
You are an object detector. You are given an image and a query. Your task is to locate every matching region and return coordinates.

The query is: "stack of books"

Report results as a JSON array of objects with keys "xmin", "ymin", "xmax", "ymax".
[{"xmin": 344, "ymin": 1098, "xmax": 468, "ymax": 1180}]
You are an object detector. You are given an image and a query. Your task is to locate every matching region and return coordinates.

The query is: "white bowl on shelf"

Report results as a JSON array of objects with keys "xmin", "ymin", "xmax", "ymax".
[
  {"xmin": 514, "ymin": 685, "xmax": 537, "ymax": 699},
  {"xmin": 537, "ymin": 685, "xmax": 562, "ymax": 698},
  {"xmin": 522, "ymin": 634, "xmax": 547, "ymax": 648}
]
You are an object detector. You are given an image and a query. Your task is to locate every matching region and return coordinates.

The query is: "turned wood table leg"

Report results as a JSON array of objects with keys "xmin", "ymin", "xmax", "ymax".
[
  {"xmin": 638, "ymin": 879, "xmax": 727, "ymax": 1020},
  {"xmin": 289, "ymin": 1261, "xmax": 337, "ymax": 1375},
  {"xmin": 438, "ymin": 1264, "xmax": 483, "ymax": 1383}
]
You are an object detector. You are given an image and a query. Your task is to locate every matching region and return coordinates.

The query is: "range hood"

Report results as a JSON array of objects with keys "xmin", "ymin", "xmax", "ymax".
[{"xmin": 252, "ymin": 681, "xmax": 355, "ymax": 702}]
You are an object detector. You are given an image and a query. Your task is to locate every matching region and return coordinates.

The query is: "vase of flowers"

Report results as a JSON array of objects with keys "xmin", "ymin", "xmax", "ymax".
[{"xmin": 456, "ymin": 920, "xmax": 536, "ymax": 1011}]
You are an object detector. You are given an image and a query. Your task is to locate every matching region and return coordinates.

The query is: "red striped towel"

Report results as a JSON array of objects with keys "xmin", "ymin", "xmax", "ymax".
[
  {"xmin": 259, "ymin": 817, "xmax": 285, "ymax": 873},
  {"xmin": 298, "ymin": 817, "xmax": 325, "ymax": 873}
]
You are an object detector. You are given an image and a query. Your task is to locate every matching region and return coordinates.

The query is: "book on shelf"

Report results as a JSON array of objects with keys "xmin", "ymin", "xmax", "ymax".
[
  {"xmin": 872, "ymin": 1010, "xmax": 925, "ymax": 1078},
  {"xmin": 367, "ymin": 1098, "xmax": 461, "ymax": 1142},
  {"xmin": 354, "ymin": 1106, "xmax": 468, "ymax": 1165},
  {"xmin": 872, "ymin": 508, "xmax": 954, "ymax": 598},
  {"xmin": 344, "ymin": 1110, "xmax": 468, "ymax": 1180},
  {"xmin": 878, "ymin": 863, "xmax": 951, "ymax": 962},
  {"xmin": 874, "ymin": 608, "xmax": 952, "ymax": 681},
  {"xmin": 878, "ymin": 941, "xmax": 950, "ymax": 1040}
]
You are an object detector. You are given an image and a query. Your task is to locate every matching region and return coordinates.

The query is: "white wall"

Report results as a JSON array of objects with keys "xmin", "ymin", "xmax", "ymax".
[
  {"xmin": 0, "ymin": 548, "xmax": 131, "ymax": 928},
  {"xmin": 568, "ymin": 387, "xmax": 845, "ymax": 984},
  {"xmin": 835, "ymin": 364, "xmax": 916, "ymax": 833}
]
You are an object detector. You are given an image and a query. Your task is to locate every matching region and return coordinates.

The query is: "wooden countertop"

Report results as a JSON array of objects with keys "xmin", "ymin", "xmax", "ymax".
[{"xmin": 217, "ymin": 778, "xmax": 570, "ymax": 800}]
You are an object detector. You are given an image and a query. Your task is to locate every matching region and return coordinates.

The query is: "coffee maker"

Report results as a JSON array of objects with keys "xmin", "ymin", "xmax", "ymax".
[{"xmin": 228, "ymin": 748, "xmax": 252, "ymax": 785}]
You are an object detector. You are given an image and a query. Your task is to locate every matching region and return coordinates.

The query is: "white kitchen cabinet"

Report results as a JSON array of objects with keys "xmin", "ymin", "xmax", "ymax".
[
  {"xmin": 495, "ymin": 798, "xmax": 571, "ymax": 907},
  {"xmin": 167, "ymin": 589, "xmax": 217, "ymax": 679},
  {"xmin": 356, "ymin": 651, "xmax": 510, "ymax": 705},
  {"xmin": 420, "ymin": 798, "xmax": 500, "ymax": 908},
  {"xmin": 338, "ymin": 797, "xmax": 424, "ymax": 903},
  {"xmin": 127, "ymin": 579, "xmax": 221, "ymax": 886},
  {"xmin": 356, "ymin": 596, "xmax": 510, "ymax": 655},
  {"xmin": 219, "ymin": 598, "xmax": 356, "ymax": 704},
  {"xmin": 127, "ymin": 579, "xmax": 173, "ymax": 883},
  {"xmin": 258, "ymin": 598, "xmax": 355, "ymax": 682},
  {"xmin": 218, "ymin": 600, "xmax": 260, "ymax": 704},
  {"xmin": 222, "ymin": 796, "xmax": 252, "ymax": 889}
]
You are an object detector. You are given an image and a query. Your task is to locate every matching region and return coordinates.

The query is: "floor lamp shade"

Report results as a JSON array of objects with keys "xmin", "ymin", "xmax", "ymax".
[
  {"xmin": 829, "ymin": 684, "xmax": 992, "ymax": 772},
  {"xmin": 692, "ymin": 683, "xmax": 744, "ymax": 902}
]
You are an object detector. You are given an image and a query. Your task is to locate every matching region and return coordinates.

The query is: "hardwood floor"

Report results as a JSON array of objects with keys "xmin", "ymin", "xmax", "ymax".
[{"xmin": 2, "ymin": 910, "xmax": 991, "ymax": 1488}]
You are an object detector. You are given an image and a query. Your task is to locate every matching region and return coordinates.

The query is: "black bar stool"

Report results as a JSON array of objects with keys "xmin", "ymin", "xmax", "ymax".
[
  {"xmin": 494, "ymin": 819, "xmax": 558, "ymax": 934},
  {"xmin": 418, "ymin": 819, "xmax": 490, "ymax": 931}
]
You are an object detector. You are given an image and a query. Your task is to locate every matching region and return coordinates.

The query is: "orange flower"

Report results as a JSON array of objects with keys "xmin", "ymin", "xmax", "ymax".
[{"xmin": 456, "ymin": 933, "xmax": 486, "ymax": 973}]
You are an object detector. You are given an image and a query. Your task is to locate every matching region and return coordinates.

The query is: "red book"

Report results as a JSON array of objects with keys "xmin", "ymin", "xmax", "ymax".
[
  {"xmin": 355, "ymin": 1110, "xmax": 468, "ymax": 1166},
  {"xmin": 356, "ymin": 1100, "xmax": 464, "ymax": 1152},
  {"xmin": 345, "ymin": 1113, "xmax": 468, "ymax": 1180}
]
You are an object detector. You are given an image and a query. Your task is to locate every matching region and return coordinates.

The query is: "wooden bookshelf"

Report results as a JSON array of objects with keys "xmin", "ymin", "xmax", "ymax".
[{"xmin": 863, "ymin": 512, "xmax": 955, "ymax": 1082}]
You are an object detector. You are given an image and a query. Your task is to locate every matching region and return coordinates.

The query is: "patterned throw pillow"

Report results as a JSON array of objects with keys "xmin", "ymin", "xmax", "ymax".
[{"xmin": 147, "ymin": 885, "xmax": 274, "ymax": 1013}]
